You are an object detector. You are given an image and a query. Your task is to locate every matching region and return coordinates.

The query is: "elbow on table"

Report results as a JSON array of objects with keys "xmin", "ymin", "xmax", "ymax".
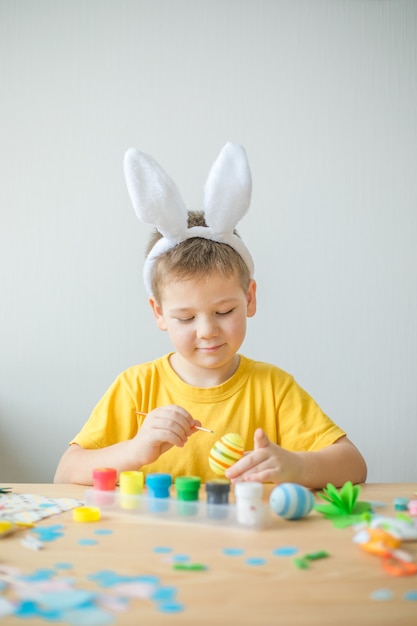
[{"xmin": 53, "ymin": 444, "xmax": 83, "ymax": 484}]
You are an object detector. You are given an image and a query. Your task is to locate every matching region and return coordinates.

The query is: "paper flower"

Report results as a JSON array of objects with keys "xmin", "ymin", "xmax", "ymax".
[{"xmin": 314, "ymin": 481, "xmax": 372, "ymax": 528}]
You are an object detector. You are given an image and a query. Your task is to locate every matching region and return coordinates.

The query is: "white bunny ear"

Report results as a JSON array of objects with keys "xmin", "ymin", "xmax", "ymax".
[
  {"xmin": 123, "ymin": 148, "xmax": 188, "ymax": 241},
  {"xmin": 124, "ymin": 143, "xmax": 255, "ymax": 296},
  {"xmin": 203, "ymin": 142, "xmax": 252, "ymax": 233}
]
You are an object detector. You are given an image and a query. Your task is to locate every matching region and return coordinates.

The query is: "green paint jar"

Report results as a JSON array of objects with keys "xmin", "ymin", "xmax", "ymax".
[
  {"xmin": 175, "ymin": 476, "xmax": 201, "ymax": 516},
  {"xmin": 175, "ymin": 476, "xmax": 201, "ymax": 501}
]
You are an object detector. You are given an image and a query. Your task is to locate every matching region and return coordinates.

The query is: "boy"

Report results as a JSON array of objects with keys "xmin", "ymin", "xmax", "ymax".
[{"xmin": 54, "ymin": 143, "xmax": 366, "ymax": 487}]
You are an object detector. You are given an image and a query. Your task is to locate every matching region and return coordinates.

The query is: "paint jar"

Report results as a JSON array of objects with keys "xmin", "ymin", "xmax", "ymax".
[
  {"xmin": 92, "ymin": 467, "xmax": 117, "ymax": 491},
  {"xmin": 120, "ymin": 470, "xmax": 144, "ymax": 494},
  {"xmin": 146, "ymin": 473, "xmax": 172, "ymax": 512},
  {"xmin": 175, "ymin": 476, "xmax": 201, "ymax": 516},
  {"xmin": 234, "ymin": 481, "xmax": 264, "ymax": 527},
  {"xmin": 119, "ymin": 470, "xmax": 144, "ymax": 510},
  {"xmin": 408, "ymin": 499, "xmax": 417, "ymax": 517},
  {"xmin": 91, "ymin": 467, "xmax": 117, "ymax": 505},
  {"xmin": 206, "ymin": 479, "xmax": 231, "ymax": 519},
  {"xmin": 393, "ymin": 497, "xmax": 409, "ymax": 511}
]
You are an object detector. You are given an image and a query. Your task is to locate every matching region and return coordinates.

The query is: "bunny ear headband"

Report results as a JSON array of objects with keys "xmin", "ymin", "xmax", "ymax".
[{"xmin": 123, "ymin": 142, "xmax": 254, "ymax": 296}]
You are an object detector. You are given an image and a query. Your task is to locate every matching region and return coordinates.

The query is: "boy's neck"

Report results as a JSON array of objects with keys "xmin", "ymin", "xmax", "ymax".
[{"xmin": 169, "ymin": 353, "xmax": 240, "ymax": 388}]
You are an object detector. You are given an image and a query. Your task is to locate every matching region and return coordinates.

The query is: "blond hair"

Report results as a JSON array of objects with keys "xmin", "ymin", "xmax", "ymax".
[{"xmin": 146, "ymin": 211, "xmax": 251, "ymax": 302}]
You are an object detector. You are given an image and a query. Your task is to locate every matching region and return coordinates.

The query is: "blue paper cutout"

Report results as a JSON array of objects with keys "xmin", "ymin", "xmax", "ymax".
[
  {"xmin": 245, "ymin": 557, "xmax": 267, "ymax": 566},
  {"xmin": 88, "ymin": 571, "xmax": 160, "ymax": 588},
  {"xmin": 78, "ymin": 538, "xmax": 98, "ymax": 546},
  {"xmin": 153, "ymin": 546, "xmax": 173, "ymax": 553},
  {"xmin": 272, "ymin": 546, "xmax": 299, "ymax": 557},
  {"xmin": 31, "ymin": 524, "xmax": 65, "ymax": 542},
  {"xmin": 156, "ymin": 601, "xmax": 184, "ymax": 613},
  {"xmin": 172, "ymin": 554, "xmax": 190, "ymax": 562},
  {"xmin": 370, "ymin": 589, "xmax": 394, "ymax": 601},
  {"xmin": 404, "ymin": 590, "xmax": 417, "ymax": 601},
  {"xmin": 19, "ymin": 568, "xmax": 56, "ymax": 582},
  {"xmin": 151, "ymin": 586, "xmax": 177, "ymax": 601},
  {"xmin": 222, "ymin": 547, "xmax": 245, "ymax": 556}
]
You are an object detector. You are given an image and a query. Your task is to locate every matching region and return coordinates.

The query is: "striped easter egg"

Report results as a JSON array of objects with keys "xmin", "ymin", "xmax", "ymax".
[
  {"xmin": 269, "ymin": 483, "xmax": 314, "ymax": 520},
  {"xmin": 208, "ymin": 433, "xmax": 244, "ymax": 476}
]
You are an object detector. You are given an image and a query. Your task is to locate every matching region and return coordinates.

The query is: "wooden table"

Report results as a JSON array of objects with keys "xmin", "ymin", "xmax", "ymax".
[{"xmin": 1, "ymin": 483, "xmax": 416, "ymax": 625}]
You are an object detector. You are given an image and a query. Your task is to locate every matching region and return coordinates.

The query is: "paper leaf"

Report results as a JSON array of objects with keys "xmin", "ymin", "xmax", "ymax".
[
  {"xmin": 319, "ymin": 484, "xmax": 345, "ymax": 508},
  {"xmin": 315, "ymin": 482, "xmax": 372, "ymax": 525},
  {"xmin": 352, "ymin": 501, "xmax": 372, "ymax": 515},
  {"xmin": 327, "ymin": 483, "xmax": 345, "ymax": 502},
  {"xmin": 340, "ymin": 482, "xmax": 355, "ymax": 511},
  {"xmin": 314, "ymin": 503, "xmax": 345, "ymax": 517},
  {"xmin": 331, "ymin": 514, "xmax": 366, "ymax": 528}
]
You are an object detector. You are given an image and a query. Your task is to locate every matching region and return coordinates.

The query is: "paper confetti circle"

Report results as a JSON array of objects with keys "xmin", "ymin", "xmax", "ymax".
[
  {"xmin": 208, "ymin": 433, "xmax": 244, "ymax": 476},
  {"xmin": 269, "ymin": 483, "xmax": 314, "ymax": 520}
]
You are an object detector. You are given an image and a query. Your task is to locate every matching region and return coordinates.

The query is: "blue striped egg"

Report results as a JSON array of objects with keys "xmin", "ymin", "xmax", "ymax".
[{"xmin": 269, "ymin": 483, "xmax": 314, "ymax": 520}]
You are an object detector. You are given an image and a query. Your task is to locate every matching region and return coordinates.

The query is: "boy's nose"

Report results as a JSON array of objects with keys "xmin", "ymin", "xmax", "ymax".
[{"xmin": 196, "ymin": 317, "xmax": 219, "ymax": 339}]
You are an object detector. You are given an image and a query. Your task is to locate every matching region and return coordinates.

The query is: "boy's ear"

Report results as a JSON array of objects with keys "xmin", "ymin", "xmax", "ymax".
[
  {"xmin": 246, "ymin": 279, "xmax": 257, "ymax": 318},
  {"xmin": 149, "ymin": 297, "xmax": 167, "ymax": 331}
]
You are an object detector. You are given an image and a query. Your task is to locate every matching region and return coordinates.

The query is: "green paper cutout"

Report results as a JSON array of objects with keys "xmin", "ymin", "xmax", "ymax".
[
  {"xmin": 396, "ymin": 512, "xmax": 413, "ymax": 523},
  {"xmin": 172, "ymin": 563, "xmax": 207, "ymax": 571},
  {"xmin": 305, "ymin": 550, "xmax": 329, "ymax": 561},
  {"xmin": 314, "ymin": 481, "xmax": 372, "ymax": 527},
  {"xmin": 293, "ymin": 550, "xmax": 330, "ymax": 569}
]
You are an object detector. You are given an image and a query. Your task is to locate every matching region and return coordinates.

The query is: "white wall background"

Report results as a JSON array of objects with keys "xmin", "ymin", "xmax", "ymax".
[{"xmin": 1, "ymin": 0, "xmax": 416, "ymax": 483}]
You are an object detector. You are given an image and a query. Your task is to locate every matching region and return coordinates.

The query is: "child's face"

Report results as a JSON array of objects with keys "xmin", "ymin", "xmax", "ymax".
[{"xmin": 149, "ymin": 272, "xmax": 256, "ymax": 382}]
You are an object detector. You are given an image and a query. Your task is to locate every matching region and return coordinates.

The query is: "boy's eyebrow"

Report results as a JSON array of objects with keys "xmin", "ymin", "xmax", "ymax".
[
  {"xmin": 168, "ymin": 308, "xmax": 194, "ymax": 315},
  {"xmin": 169, "ymin": 298, "xmax": 241, "ymax": 314}
]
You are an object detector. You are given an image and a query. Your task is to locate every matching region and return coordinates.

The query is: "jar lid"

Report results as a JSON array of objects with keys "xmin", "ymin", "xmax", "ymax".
[
  {"xmin": 146, "ymin": 473, "xmax": 172, "ymax": 496},
  {"xmin": 234, "ymin": 481, "xmax": 263, "ymax": 499},
  {"xmin": 73, "ymin": 506, "xmax": 101, "ymax": 522},
  {"xmin": 175, "ymin": 476, "xmax": 201, "ymax": 490},
  {"xmin": 205, "ymin": 479, "xmax": 231, "ymax": 495}
]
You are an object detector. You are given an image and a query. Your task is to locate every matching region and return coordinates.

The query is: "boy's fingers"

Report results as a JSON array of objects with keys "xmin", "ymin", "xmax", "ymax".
[{"xmin": 254, "ymin": 428, "xmax": 270, "ymax": 449}]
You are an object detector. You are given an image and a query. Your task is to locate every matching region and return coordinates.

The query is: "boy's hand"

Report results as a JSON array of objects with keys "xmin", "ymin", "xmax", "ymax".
[
  {"xmin": 225, "ymin": 428, "xmax": 303, "ymax": 484},
  {"xmin": 129, "ymin": 405, "xmax": 201, "ymax": 466}
]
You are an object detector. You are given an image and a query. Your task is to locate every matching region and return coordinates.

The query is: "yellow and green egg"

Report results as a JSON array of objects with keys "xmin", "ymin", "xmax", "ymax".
[{"xmin": 208, "ymin": 433, "xmax": 244, "ymax": 476}]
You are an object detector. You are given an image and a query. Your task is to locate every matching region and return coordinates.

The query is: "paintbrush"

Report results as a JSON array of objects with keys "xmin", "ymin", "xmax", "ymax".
[{"xmin": 135, "ymin": 411, "xmax": 215, "ymax": 433}]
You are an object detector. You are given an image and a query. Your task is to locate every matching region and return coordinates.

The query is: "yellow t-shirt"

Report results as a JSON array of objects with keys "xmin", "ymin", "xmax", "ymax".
[{"xmin": 71, "ymin": 353, "xmax": 345, "ymax": 481}]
